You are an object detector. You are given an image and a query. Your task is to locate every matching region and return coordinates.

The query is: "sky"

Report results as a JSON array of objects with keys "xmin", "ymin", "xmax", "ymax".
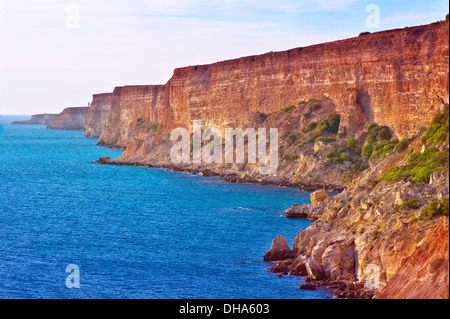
[{"xmin": 0, "ymin": 0, "xmax": 448, "ymax": 115}]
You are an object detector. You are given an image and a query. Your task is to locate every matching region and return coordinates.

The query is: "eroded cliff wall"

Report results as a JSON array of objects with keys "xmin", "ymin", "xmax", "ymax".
[
  {"xmin": 93, "ymin": 19, "xmax": 448, "ymax": 154},
  {"xmin": 85, "ymin": 93, "xmax": 112, "ymax": 138},
  {"xmin": 96, "ymin": 85, "xmax": 162, "ymax": 149},
  {"xmin": 156, "ymin": 19, "xmax": 449, "ymax": 138},
  {"xmin": 47, "ymin": 107, "xmax": 89, "ymax": 131}
]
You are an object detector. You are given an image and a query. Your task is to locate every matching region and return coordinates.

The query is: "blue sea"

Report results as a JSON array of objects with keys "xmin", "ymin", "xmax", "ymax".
[{"xmin": 0, "ymin": 116, "xmax": 332, "ymax": 299}]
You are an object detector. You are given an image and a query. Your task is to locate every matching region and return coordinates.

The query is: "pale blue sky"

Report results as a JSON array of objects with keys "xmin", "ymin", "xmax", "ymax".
[{"xmin": 0, "ymin": 0, "xmax": 448, "ymax": 115}]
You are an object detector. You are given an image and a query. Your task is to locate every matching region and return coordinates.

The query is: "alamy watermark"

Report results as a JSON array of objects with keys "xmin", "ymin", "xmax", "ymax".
[
  {"xmin": 65, "ymin": 264, "xmax": 80, "ymax": 289},
  {"xmin": 365, "ymin": 4, "xmax": 380, "ymax": 29},
  {"xmin": 65, "ymin": 4, "xmax": 80, "ymax": 29},
  {"xmin": 170, "ymin": 120, "xmax": 279, "ymax": 175}
]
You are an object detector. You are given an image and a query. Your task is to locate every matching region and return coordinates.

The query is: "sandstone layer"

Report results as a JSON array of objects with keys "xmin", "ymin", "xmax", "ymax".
[
  {"xmin": 12, "ymin": 114, "xmax": 58, "ymax": 125},
  {"xmin": 47, "ymin": 107, "xmax": 89, "ymax": 131}
]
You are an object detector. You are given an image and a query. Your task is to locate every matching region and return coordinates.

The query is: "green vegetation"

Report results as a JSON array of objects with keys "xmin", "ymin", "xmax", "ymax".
[
  {"xmin": 138, "ymin": 122, "xmax": 159, "ymax": 133},
  {"xmin": 346, "ymin": 138, "xmax": 359, "ymax": 152},
  {"xmin": 302, "ymin": 121, "xmax": 317, "ymax": 133},
  {"xmin": 401, "ymin": 197, "xmax": 421, "ymax": 210},
  {"xmin": 317, "ymin": 112, "xmax": 341, "ymax": 134},
  {"xmin": 361, "ymin": 123, "xmax": 398, "ymax": 160},
  {"xmin": 302, "ymin": 112, "xmax": 311, "ymax": 122},
  {"xmin": 284, "ymin": 154, "xmax": 299, "ymax": 161},
  {"xmin": 379, "ymin": 108, "xmax": 449, "ymax": 184},
  {"xmin": 396, "ymin": 138, "xmax": 410, "ymax": 153},
  {"xmin": 288, "ymin": 133, "xmax": 298, "ymax": 143},
  {"xmin": 280, "ymin": 105, "xmax": 297, "ymax": 113},
  {"xmin": 422, "ymin": 107, "xmax": 449, "ymax": 145},
  {"xmin": 420, "ymin": 198, "xmax": 449, "ymax": 218},
  {"xmin": 381, "ymin": 147, "xmax": 448, "ymax": 183},
  {"xmin": 316, "ymin": 136, "xmax": 336, "ymax": 144},
  {"xmin": 326, "ymin": 148, "xmax": 351, "ymax": 164},
  {"xmin": 311, "ymin": 104, "xmax": 322, "ymax": 112}
]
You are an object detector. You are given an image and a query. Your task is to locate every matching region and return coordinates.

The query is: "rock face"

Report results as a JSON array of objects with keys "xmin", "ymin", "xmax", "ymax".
[
  {"xmin": 47, "ymin": 107, "xmax": 89, "ymax": 130},
  {"xmin": 85, "ymin": 93, "xmax": 112, "ymax": 138},
  {"xmin": 310, "ymin": 190, "xmax": 329, "ymax": 205},
  {"xmin": 267, "ymin": 125, "xmax": 449, "ymax": 299},
  {"xmin": 86, "ymin": 20, "xmax": 449, "ymax": 186},
  {"xmin": 263, "ymin": 236, "xmax": 291, "ymax": 261},
  {"xmin": 12, "ymin": 114, "xmax": 58, "ymax": 125},
  {"xmin": 96, "ymin": 85, "xmax": 162, "ymax": 149}
]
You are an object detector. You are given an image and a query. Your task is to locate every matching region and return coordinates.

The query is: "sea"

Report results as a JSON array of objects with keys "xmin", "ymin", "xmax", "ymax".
[{"xmin": 0, "ymin": 115, "xmax": 332, "ymax": 299}]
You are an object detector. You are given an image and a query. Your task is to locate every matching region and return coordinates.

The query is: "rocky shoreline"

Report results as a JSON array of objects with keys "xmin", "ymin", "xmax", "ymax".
[{"xmin": 96, "ymin": 156, "xmax": 345, "ymax": 192}]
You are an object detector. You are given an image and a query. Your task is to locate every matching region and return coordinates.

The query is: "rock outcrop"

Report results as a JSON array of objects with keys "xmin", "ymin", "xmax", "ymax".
[
  {"xmin": 96, "ymin": 85, "xmax": 162, "ymax": 149},
  {"xmin": 12, "ymin": 114, "xmax": 58, "ymax": 125},
  {"xmin": 266, "ymin": 122, "xmax": 449, "ymax": 299},
  {"xmin": 85, "ymin": 93, "xmax": 112, "ymax": 138},
  {"xmin": 47, "ymin": 107, "xmax": 89, "ymax": 131}
]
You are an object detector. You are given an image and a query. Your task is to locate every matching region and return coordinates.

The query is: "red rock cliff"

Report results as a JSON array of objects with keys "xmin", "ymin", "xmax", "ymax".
[
  {"xmin": 97, "ymin": 85, "xmax": 162, "ymax": 149},
  {"xmin": 85, "ymin": 93, "xmax": 113, "ymax": 138},
  {"xmin": 152, "ymin": 20, "xmax": 448, "ymax": 138},
  {"xmin": 47, "ymin": 107, "xmax": 90, "ymax": 131}
]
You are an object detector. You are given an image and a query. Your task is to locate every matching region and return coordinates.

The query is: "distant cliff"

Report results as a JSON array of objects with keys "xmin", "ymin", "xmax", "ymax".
[
  {"xmin": 12, "ymin": 114, "xmax": 58, "ymax": 125},
  {"xmin": 47, "ymin": 107, "xmax": 89, "ymax": 131},
  {"xmin": 85, "ymin": 93, "xmax": 112, "ymax": 138}
]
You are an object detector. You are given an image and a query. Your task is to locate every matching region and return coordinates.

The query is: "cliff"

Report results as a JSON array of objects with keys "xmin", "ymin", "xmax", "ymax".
[
  {"xmin": 96, "ymin": 85, "xmax": 162, "ymax": 149},
  {"xmin": 85, "ymin": 93, "xmax": 112, "ymax": 138},
  {"xmin": 266, "ymin": 107, "xmax": 449, "ymax": 299},
  {"xmin": 87, "ymin": 18, "xmax": 449, "ymax": 299},
  {"xmin": 47, "ymin": 107, "xmax": 90, "ymax": 131},
  {"xmin": 12, "ymin": 114, "xmax": 58, "ymax": 125}
]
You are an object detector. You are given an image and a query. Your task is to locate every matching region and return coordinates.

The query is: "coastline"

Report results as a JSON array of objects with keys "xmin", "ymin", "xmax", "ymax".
[{"xmin": 95, "ymin": 156, "xmax": 346, "ymax": 193}]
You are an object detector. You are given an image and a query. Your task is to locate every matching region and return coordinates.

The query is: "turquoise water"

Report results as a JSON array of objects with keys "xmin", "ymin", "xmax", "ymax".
[{"xmin": 0, "ymin": 116, "xmax": 331, "ymax": 299}]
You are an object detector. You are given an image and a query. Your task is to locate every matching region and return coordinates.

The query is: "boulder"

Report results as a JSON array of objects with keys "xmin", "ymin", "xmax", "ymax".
[
  {"xmin": 305, "ymin": 259, "xmax": 325, "ymax": 280},
  {"xmin": 299, "ymin": 283, "xmax": 317, "ymax": 291},
  {"xmin": 263, "ymin": 236, "xmax": 291, "ymax": 261},
  {"xmin": 311, "ymin": 189, "xmax": 329, "ymax": 205}
]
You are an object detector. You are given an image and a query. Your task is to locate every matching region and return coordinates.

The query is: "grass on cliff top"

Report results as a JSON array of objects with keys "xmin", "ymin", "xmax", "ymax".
[{"xmin": 379, "ymin": 107, "xmax": 449, "ymax": 184}]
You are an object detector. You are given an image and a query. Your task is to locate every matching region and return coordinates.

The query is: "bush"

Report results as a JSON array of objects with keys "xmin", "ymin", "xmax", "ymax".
[
  {"xmin": 302, "ymin": 112, "xmax": 311, "ymax": 122},
  {"xmin": 303, "ymin": 122, "xmax": 317, "ymax": 133},
  {"xmin": 361, "ymin": 143, "xmax": 374, "ymax": 159},
  {"xmin": 311, "ymin": 104, "xmax": 322, "ymax": 112},
  {"xmin": 401, "ymin": 197, "xmax": 421, "ymax": 209},
  {"xmin": 316, "ymin": 136, "xmax": 336, "ymax": 144},
  {"xmin": 281, "ymin": 105, "xmax": 297, "ymax": 113},
  {"xmin": 317, "ymin": 112, "xmax": 341, "ymax": 134},
  {"xmin": 421, "ymin": 199, "xmax": 449, "ymax": 218},
  {"xmin": 346, "ymin": 138, "xmax": 359, "ymax": 152},
  {"xmin": 397, "ymin": 138, "xmax": 410, "ymax": 153},
  {"xmin": 380, "ymin": 146, "xmax": 449, "ymax": 183}
]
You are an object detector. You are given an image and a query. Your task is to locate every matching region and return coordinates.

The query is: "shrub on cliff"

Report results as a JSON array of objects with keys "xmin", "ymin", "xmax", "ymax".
[
  {"xmin": 380, "ymin": 147, "xmax": 449, "ymax": 183},
  {"xmin": 317, "ymin": 112, "xmax": 340, "ymax": 134},
  {"xmin": 421, "ymin": 198, "xmax": 449, "ymax": 218},
  {"xmin": 362, "ymin": 123, "xmax": 397, "ymax": 159},
  {"xmin": 422, "ymin": 106, "xmax": 449, "ymax": 145}
]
